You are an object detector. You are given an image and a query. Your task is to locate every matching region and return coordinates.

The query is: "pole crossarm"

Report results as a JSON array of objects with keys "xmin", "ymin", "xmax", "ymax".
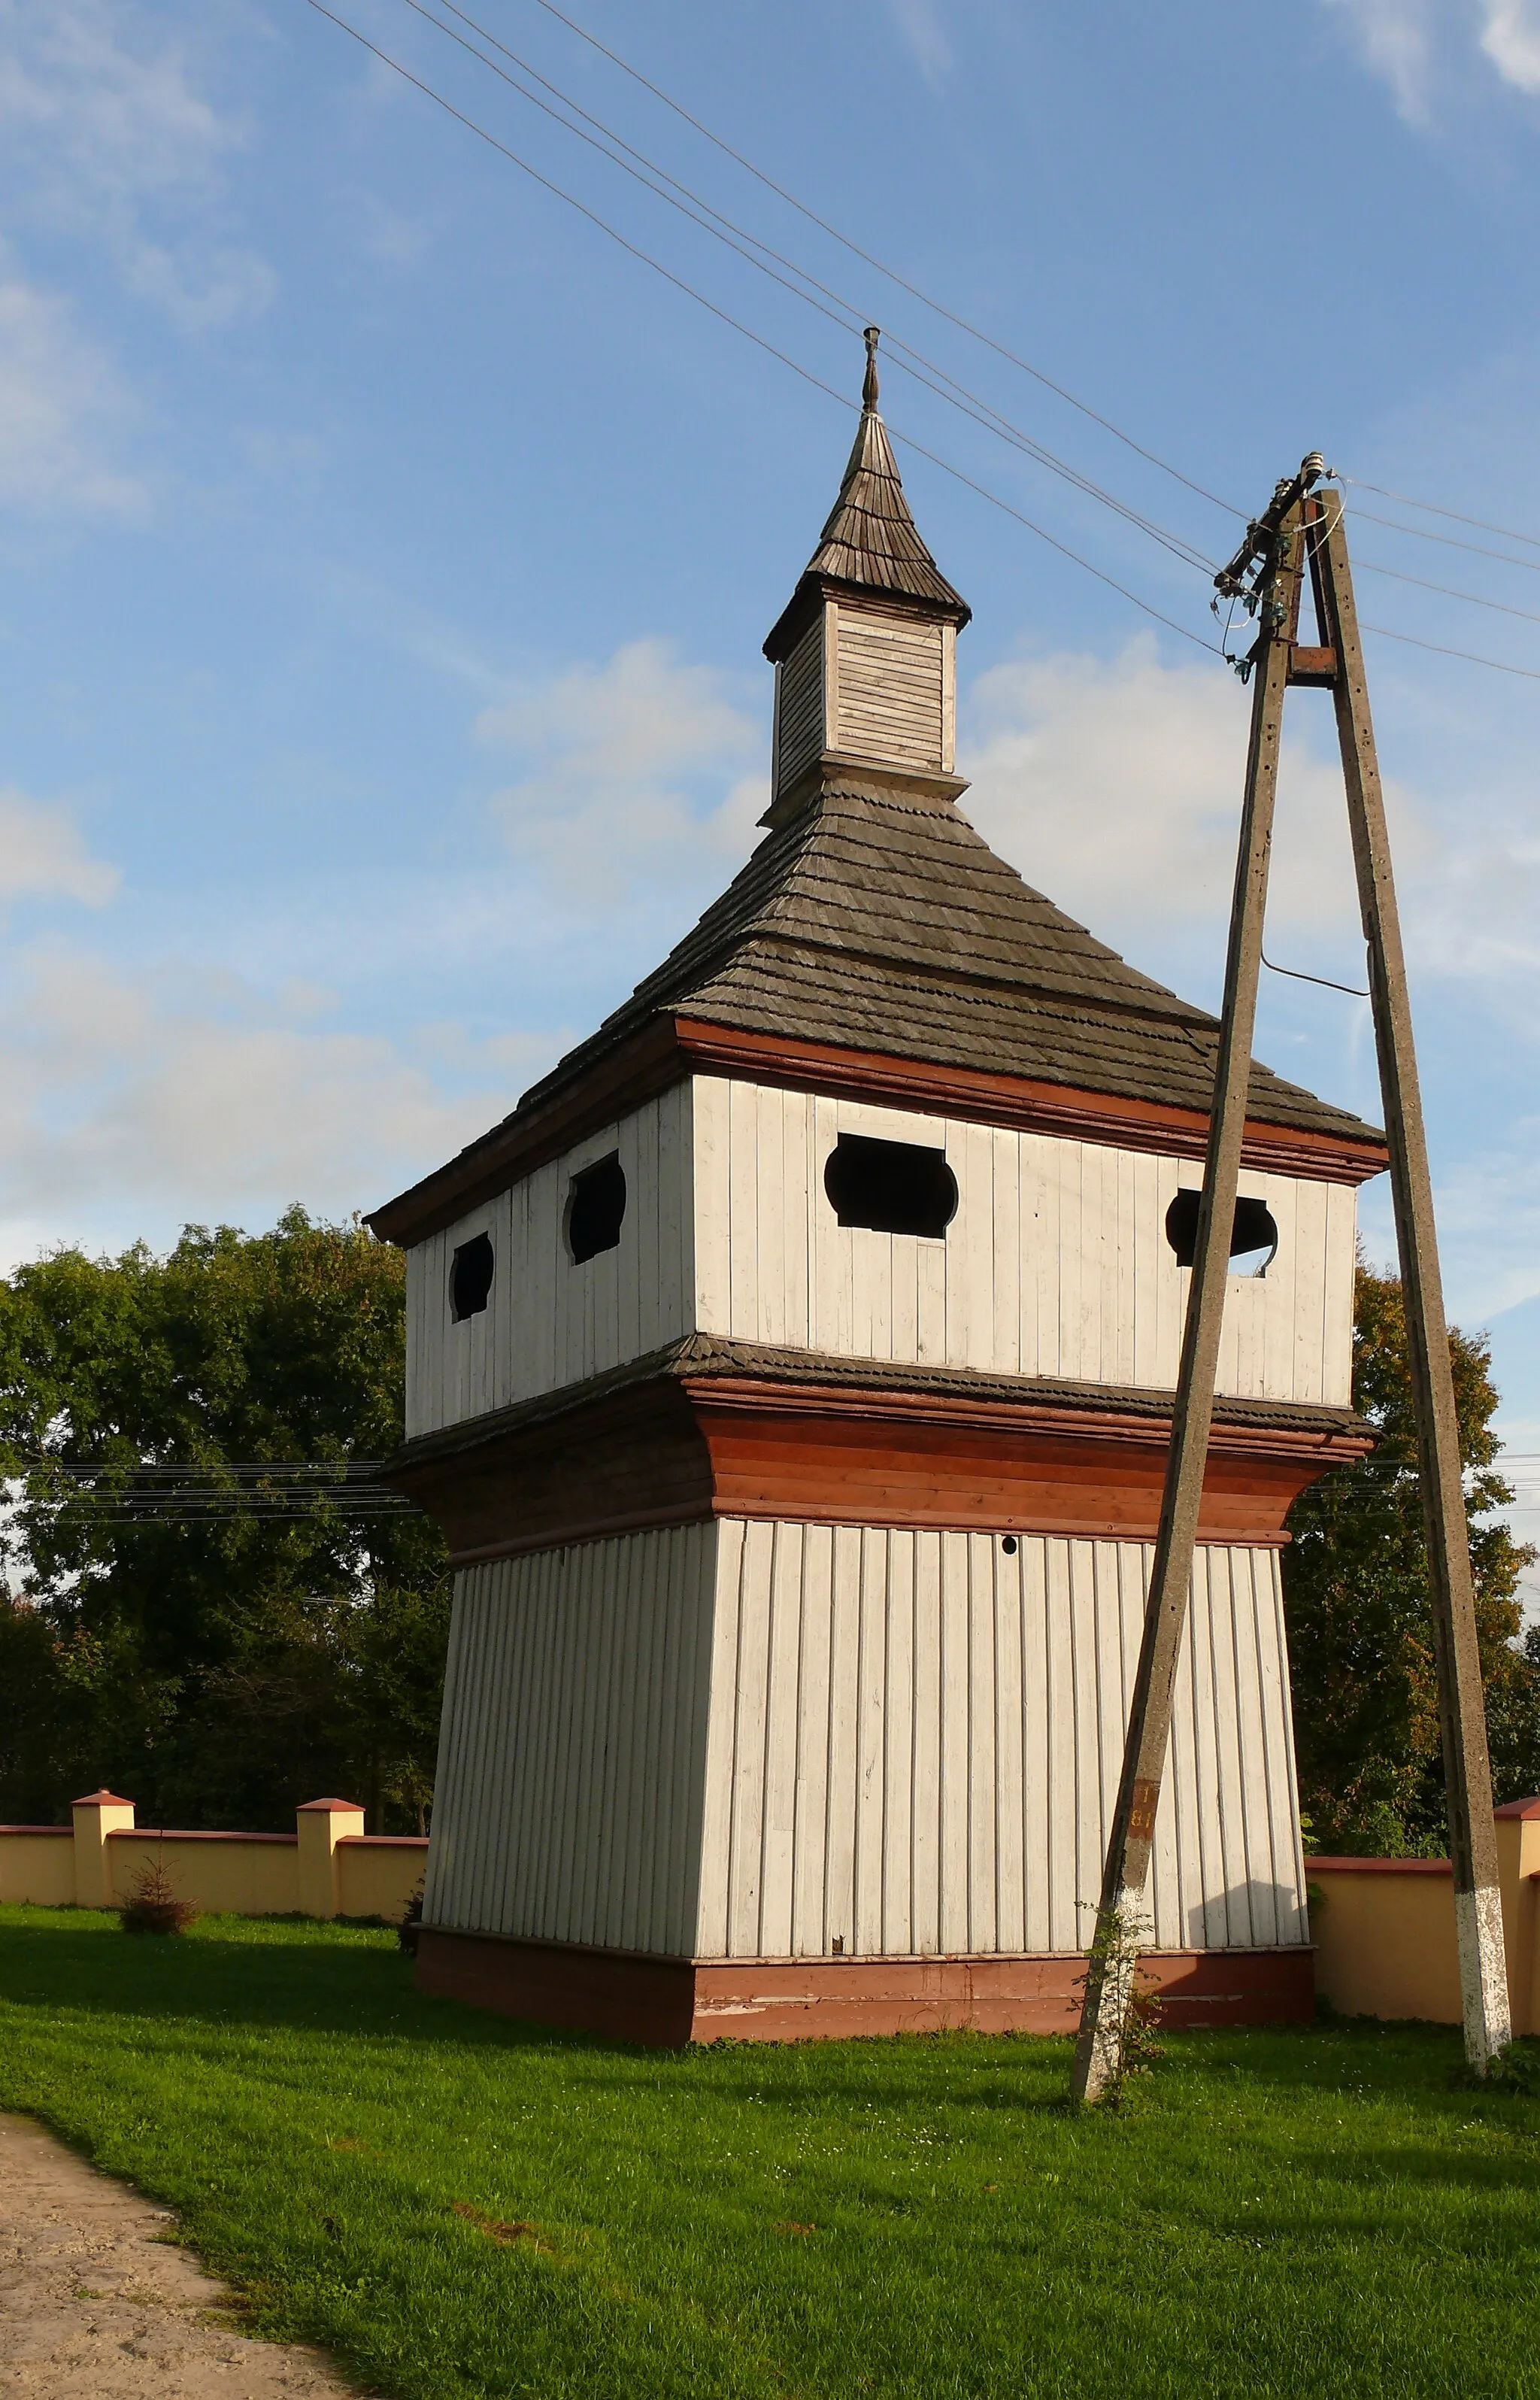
[{"xmin": 1072, "ymin": 463, "xmax": 1510, "ymax": 2104}]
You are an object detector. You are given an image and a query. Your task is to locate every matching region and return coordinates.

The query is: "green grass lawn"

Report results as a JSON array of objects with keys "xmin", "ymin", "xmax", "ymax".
[{"xmin": 1, "ymin": 1908, "xmax": 1538, "ymax": 2400}]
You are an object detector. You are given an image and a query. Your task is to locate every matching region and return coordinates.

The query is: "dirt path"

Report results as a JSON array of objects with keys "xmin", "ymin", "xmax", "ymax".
[{"xmin": 0, "ymin": 2115, "xmax": 369, "ymax": 2398}]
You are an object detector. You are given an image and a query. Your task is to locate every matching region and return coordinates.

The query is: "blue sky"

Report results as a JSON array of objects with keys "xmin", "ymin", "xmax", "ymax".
[{"xmin": 1, "ymin": 0, "xmax": 1537, "ymax": 1585}]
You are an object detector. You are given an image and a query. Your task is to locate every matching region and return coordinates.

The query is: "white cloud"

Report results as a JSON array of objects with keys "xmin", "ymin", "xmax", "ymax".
[
  {"xmin": 1324, "ymin": 0, "xmax": 1440, "ymax": 120},
  {"xmin": 0, "ymin": 272, "xmax": 144, "ymax": 514},
  {"xmin": 0, "ymin": 0, "xmax": 272, "ymax": 328},
  {"xmin": 1326, "ymin": 0, "xmax": 1540, "ymax": 111},
  {"xmin": 1481, "ymin": 0, "xmax": 1540, "ymax": 89},
  {"xmin": 959, "ymin": 635, "xmax": 1396, "ymax": 956},
  {"xmin": 0, "ymin": 787, "xmax": 119, "ymax": 908},
  {"xmin": 0, "ymin": 942, "xmax": 511, "ymax": 1240},
  {"xmin": 477, "ymin": 636, "xmax": 765, "ymax": 902},
  {"xmin": 884, "ymin": 0, "xmax": 953, "ymax": 83}
]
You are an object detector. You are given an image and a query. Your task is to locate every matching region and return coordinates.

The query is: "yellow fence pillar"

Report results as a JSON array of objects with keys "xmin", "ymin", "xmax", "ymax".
[
  {"xmin": 1494, "ymin": 1798, "xmax": 1540, "ymax": 2037},
  {"xmin": 296, "ymin": 1798, "xmax": 365, "ymax": 1917},
  {"xmin": 71, "ymin": 1790, "xmax": 135, "ymax": 1909}
]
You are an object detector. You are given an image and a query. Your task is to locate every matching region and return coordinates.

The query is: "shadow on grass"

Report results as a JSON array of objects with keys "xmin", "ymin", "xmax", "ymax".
[{"xmin": 2, "ymin": 1910, "xmax": 1531, "ymax": 2127}]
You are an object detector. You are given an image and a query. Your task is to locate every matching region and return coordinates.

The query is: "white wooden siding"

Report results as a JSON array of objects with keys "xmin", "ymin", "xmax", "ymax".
[
  {"xmin": 694, "ymin": 1520, "xmax": 1304, "ymax": 1959},
  {"xmin": 424, "ymin": 1524, "xmax": 718, "ymax": 1954},
  {"xmin": 405, "ymin": 1083, "xmax": 694, "ymax": 1439},
  {"xmin": 774, "ymin": 614, "xmax": 825, "ymax": 793},
  {"xmin": 691, "ymin": 1077, "xmax": 1357, "ymax": 1406},
  {"xmin": 424, "ymin": 1519, "xmax": 1305, "ymax": 1961},
  {"xmin": 832, "ymin": 603, "xmax": 945, "ymax": 772}
]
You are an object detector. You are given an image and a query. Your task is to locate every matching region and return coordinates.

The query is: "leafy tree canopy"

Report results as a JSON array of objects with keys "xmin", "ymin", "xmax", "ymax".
[
  {"xmin": 0, "ymin": 1210, "xmax": 448, "ymax": 1833},
  {"xmin": 1284, "ymin": 1261, "xmax": 1539, "ymax": 1855}
]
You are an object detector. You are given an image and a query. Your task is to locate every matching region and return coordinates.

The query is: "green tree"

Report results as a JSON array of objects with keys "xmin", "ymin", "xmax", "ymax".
[
  {"xmin": 0, "ymin": 1211, "xmax": 449, "ymax": 1832},
  {"xmin": 1284, "ymin": 1261, "xmax": 1540, "ymax": 1855}
]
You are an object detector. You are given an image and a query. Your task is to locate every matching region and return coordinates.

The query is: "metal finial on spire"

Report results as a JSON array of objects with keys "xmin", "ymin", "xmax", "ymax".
[{"xmin": 862, "ymin": 325, "xmax": 881, "ymax": 413}]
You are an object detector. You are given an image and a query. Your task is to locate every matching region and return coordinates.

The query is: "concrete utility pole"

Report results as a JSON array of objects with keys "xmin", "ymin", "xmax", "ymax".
[
  {"xmin": 1071, "ymin": 459, "xmax": 1318, "ymax": 2107},
  {"xmin": 1072, "ymin": 462, "xmax": 1510, "ymax": 2103},
  {"xmin": 1309, "ymin": 485, "xmax": 1511, "ymax": 2070}
]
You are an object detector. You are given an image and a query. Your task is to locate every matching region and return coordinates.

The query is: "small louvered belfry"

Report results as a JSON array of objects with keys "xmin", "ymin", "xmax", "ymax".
[{"xmin": 764, "ymin": 330, "xmax": 969, "ymax": 807}]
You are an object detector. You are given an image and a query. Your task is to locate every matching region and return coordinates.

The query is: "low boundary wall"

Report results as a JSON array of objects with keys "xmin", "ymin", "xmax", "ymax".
[
  {"xmin": 0, "ymin": 1790, "xmax": 426, "ymax": 1923},
  {"xmin": 3, "ymin": 1790, "xmax": 1536, "ymax": 2034},
  {"xmin": 1311, "ymin": 1798, "xmax": 1540, "ymax": 2032}
]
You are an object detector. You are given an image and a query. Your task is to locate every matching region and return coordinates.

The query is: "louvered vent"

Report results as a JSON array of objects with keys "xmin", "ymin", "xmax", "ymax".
[
  {"xmin": 834, "ymin": 607, "xmax": 946, "ymax": 772},
  {"xmin": 774, "ymin": 614, "xmax": 825, "ymax": 793}
]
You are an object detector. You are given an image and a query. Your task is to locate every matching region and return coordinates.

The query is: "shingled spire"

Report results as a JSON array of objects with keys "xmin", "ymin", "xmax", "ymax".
[{"xmin": 764, "ymin": 330, "xmax": 970, "ymax": 818}]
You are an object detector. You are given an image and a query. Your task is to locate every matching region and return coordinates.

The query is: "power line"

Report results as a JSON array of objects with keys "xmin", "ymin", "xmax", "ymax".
[
  {"xmin": 1359, "ymin": 621, "xmax": 1540, "ymax": 682},
  {"xmin": 1357, "ymin": 557, "xmax": 1540, "ymax": 629},
  {"xmin": 389, "ymin": 0, "xmax": 1217, "ymax": 575},
  {"xmin": 306, "ymin": 5, "xmax": 1540, "ymax": 686},
  {"xmin": 505, "ymin": 0, "xmax": 1241, "ymax": 517},
  {"xmin": 305, "ymin": 0, "xmax": 1225, "ymax": 654},
  {"xmin": 1343, "ymin": 475, "xmax": 1540, "ymax": 556},
  {"xmin": 1348, "ymin": 505, "xmax": 1540, "ymax": 577}
]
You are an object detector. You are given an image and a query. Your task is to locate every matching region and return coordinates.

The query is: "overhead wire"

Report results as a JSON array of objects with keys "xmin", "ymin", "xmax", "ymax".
[
  {"xmin": 387, "ymin": 0, "xmax": 1218, "ymax": 575},
  {"xmin": 305, "ymin": 4, "xmax": 1540, "ymax": 683},
  {"xmin": 497, "ymin": 0, "xmax": 1241, "ymax": 517},
  {"xmin": 1342, "ymin": 476, "xmax": 1540, "ymax": 554},
  {"xmin": 1347, "ymin": 505, "xmax": 1540, "ymax": 575},
  {"xmin": 305, "ymin": 0, "xmax": 1225, "ymax": 654},
  {"xmin": 1358, "ymin": 622, "xmax": 1540, "ymax": 682},
  {"xmin": 1356, "ymin": 558, "xmax": 1540, "ymax": 628}
]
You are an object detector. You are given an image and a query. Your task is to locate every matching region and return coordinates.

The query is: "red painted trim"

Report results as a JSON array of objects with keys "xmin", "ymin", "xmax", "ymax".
[
  {"xmin": 369, "ymin": 1005, "xmax": 1387, "ymax": 1247},
  {"xmin": 0, "ymin": 1825, "xmax": 71, "ymax": 1836},
  {"xmin": 1494, "ymin": 1797, "xmax": 1540, "ymax": 1820},
  {"xmin": 335, "ymin": 1835, "xmax": 430, "ymax": 1849},
  {"xmin": 416, "ymin": 1928, "xmax": 1314, "ymax": 2047},
  {"xmin": 417, "ymin": 1927, "xmax": 696, "ymax": 2047},
  {"xmin": 1310, "ymin": 1855, "xmax": 1452, "ymax": 1874},
  {"xmin": 426, "ymin": 1361, "xmax": 1370, "ymax": 1567},
  {"xmin": 674, "ymin": 1018, "xmax": 1388, "ymax": 1186},
  {"xmin": 448, "ymin": 1499, "xmax": 711, "ymax": 1567}
]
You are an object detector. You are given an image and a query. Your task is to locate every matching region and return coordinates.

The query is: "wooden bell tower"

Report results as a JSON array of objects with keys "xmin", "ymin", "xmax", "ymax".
[{"xmin": 371, "ymin": 340, "xmax": 1388, "ymax": 2047}]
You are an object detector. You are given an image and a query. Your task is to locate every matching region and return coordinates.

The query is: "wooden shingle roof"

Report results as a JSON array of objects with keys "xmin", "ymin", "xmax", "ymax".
[
  {"xmin": 518, "ymin": 781, "xmax": 1378, "ymax": 1140},
  {"xmin": 764, "ymin": 337, "xmax": 969, "ymax": 657},
  {"xmin": 369, "ymin": 778, "xmax": 1384, "ymax": 1242}
]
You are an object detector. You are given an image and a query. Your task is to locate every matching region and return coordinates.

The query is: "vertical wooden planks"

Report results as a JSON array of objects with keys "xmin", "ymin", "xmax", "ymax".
[
  {"xmin": 408, "ymin": 1072, "xmax": 1360, "ymax": 1436},
  {"xmin": 910, "ymin": 1530, "xmax": 942, "ymax": 1955},
  {"xmin": 759, "ymin": 1522, "xmax": 803, "ymax": 1955},
  {"xmin": 966, "ymin": 1532, "xmax": 999, "ymax": 1952},
  {"xmin": 881, "ymin": 1530, "xmax": 916, "ymax": 1953},
  {"xmin": 693, "ymin": 1516, "xmax": 745, "ymax": 1955},
  {"xmin": 692, "ymin": 1075, "xmax": 732, "ymax": 1337},
  {"xmin": 823, "ymin": 1525, "xmax": 862, "ymax": 1952},
  {"xmin": 424, "ymin": 1526, "xmax": 721, "ymax": 1954},
  {"xmin": 726, "ymin": 1517, "xmax": 774, "ymax": 1954},
  {"xmin": 937, "ymin": 1531, "xmax": 972, "ymax": 1953},
  {"xmin": 754, "ymin": 1085, "xmax": 787, "ymax": 1349},
  {"xmin": 791, "ymin": 1521, "xmax": 833, "ymax": 1955},
  {"xmin": 432, "ymin": 1521, "xmax": 1311, "ymax": 1970},
  {"xmin": 726, "ymin": 1081, "xmax": 761, "ymax": 1341}
]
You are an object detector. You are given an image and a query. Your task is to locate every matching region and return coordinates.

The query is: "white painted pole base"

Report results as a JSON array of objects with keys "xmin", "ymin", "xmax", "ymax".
[
  {"xmin": 1072, "ymin": 1889, "xmax": 1143, "ymax": 2107},
  {"xmin": 1455, "ymin": 1884, "xmax": 1512, "ymax": 2071}
]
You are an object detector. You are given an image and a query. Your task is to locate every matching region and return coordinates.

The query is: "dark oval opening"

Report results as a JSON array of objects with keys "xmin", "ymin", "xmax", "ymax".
[
  {"xmin": 1164, "ymin": 1188, "xmax": 1279, "ymax": 1277},
  {"xmin": 566, "ymin": 1151, "xmax": 627, "ymax": 1264},
  {"xmin": 450, "ymin": 1232, "xmax": 495, "ymax": 1321},
  {"xmin": 823, "ymin": 1133, "xmax": 958, "ymax": 1239}
]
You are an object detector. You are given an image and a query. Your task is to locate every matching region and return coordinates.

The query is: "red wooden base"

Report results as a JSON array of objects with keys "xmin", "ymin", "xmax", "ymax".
[{"xmin": 415, "ymin": 1928, "xmax": 1314, "ymax": 2047}]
